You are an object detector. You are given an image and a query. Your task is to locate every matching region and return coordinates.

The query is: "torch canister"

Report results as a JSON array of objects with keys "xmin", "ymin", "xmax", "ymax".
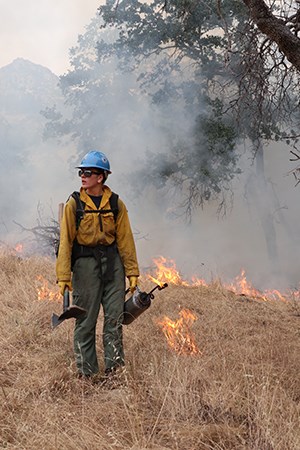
[{"xmin": 123, "ymin": 287, "xmax": 152, "ymax": 325}]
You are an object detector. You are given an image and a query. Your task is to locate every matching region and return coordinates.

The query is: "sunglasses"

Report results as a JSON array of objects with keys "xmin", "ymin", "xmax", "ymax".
[{"xmin": 78, "ymin": 169, "xmax": 101, "ymax": 178}]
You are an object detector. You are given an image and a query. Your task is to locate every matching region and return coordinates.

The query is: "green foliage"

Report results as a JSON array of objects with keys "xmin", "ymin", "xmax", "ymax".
[
  {"xmin": 99, "ymin": 0, "xmax": 299, "ymax": 147},
  {"xmin": 99, "ymin": 0, "xmax": 238, "ymax": 65}
]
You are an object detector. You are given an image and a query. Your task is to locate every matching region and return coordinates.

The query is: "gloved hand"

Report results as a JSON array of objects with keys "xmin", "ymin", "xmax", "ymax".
[
  {"xmin": 128, "ymin": 276, "xmax": 138, "ymax": 293},
  {"xmin": 58, "ymin": 281, "xmax": 72, "ymax": 296}
]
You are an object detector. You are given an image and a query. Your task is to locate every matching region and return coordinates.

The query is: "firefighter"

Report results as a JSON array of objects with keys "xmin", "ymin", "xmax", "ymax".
[{"xmin": 56, "ymin": 150, "xmax": 139, "ymax": 379}]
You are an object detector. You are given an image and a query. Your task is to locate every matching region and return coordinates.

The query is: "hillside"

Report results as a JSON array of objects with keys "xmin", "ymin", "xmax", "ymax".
[
  {"xmin": 0, "ymin": 58, "xmax": 61, "ymax": 155},
  {"xmin": 0, "ymin": 58, "xmax": 61, "ymax": 115},
  {"xmin": 0, "ymin": 250, "xmax": 299, "ymax": 450}
]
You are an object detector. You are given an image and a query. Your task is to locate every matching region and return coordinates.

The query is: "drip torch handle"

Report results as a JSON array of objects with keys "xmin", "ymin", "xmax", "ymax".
[{"xmin": 63, "ymin": 288, "xmax": 70, "ymax": 312}]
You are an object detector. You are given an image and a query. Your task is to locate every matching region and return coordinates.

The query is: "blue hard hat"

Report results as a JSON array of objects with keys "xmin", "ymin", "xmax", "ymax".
[{"xmin": 77, "ymin": 150, "xmax": 111, "ymax": 173}]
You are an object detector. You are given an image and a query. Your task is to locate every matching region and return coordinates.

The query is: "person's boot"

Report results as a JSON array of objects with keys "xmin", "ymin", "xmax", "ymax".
[{"xmin": 100, "ymin": 366, "xmax": 126, "ymax": 388}]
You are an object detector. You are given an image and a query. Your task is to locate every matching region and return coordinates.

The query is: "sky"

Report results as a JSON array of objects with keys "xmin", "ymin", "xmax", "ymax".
[{"xmin": 1, "ymin": 0, "xmax": 102, "ymax": 75}]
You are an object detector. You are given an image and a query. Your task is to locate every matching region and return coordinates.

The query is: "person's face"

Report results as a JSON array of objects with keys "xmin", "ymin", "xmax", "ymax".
[{"xmin": 78, "ymin": 168, "xmax": 103, "ymax": 190}]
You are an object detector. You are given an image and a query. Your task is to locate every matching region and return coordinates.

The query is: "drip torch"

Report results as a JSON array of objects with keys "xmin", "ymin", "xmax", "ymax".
[{"xmin": 123, "ymin": 283, "xmax": 168, "ymax": 325}]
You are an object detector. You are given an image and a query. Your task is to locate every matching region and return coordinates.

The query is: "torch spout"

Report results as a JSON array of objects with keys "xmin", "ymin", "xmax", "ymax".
[{"xmin": 148, "ymin": 283, "xmax": 168, "ymax": 295}]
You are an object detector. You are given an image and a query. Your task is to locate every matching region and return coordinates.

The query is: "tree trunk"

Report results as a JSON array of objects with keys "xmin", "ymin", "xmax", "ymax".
[
  {"xmin": 242, "ymin": 0, "xmax": 300, "ymax": 71},
  {"xmin": 255, "ymin": 142, "xmax": 279, "ymax": 270}
]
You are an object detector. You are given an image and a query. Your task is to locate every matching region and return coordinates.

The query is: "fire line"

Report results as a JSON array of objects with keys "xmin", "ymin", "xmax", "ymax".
[{"xmin": 147, "ymin": 256, "xmax": 295, "ymax": 302}]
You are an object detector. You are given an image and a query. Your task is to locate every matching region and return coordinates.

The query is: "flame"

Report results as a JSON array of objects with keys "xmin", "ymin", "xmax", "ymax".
[
  {"xmin": 224, "ymin": 269, "xmax": 288, "ymax": 302},
  {"xmin": 190, "ymin": 275, "xmax": 208, "ymax": 287},
  {"xmin": 263, "ymin": 289, "xmax": 287, "ymax": 302},
  {"xmin": 148, "ymin": 257, "xmax": 292, "ymax": 302},
  {"xmin": 36, "ymin": 275, "xmax": 61, "ymax": 301},
  {"xmin": 157, "ymin": 308, "xmax": 201, "ymax": 355},
  {"xmin": 148, "ymin": 275, "xmax": 166, "ymax": 288},
  {"xmin": 149, "ymin": 256, "xmax": 207, "ymax": 287},
  {"xmin": 225, "ymin": 269, "xmax": 263, "ymax": 298},
  {"xmin": 15, "ymin": 243, "xmax": 23, "ymax": 253},
  {"xmin": 149, "ymin": 256, "xmax": 188, "ymax": 285}
]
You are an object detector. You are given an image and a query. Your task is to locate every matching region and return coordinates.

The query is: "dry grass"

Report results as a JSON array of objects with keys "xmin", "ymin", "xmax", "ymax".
[{"xmin": 0, "ymin": 250, "xmax": 299, "ymax": 450}]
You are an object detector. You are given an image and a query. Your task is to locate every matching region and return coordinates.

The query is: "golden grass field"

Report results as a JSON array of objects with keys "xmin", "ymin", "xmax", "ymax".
[{"xmin": 0, "ymin": 250, "xmax": 299, "ymax": 450}]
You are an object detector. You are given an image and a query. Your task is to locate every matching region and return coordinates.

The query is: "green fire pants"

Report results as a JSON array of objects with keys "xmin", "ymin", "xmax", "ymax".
[{"xmin": 71, "ymin": 253, "xmax": 125, "ymax": 376}]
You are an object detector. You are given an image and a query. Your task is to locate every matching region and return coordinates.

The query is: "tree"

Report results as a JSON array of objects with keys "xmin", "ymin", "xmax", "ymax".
[
  {"xmin": 97, "ymin": 0, "xmax": 299, "ymax": 211},
  {"xmin": 44, "ymin": 1, "xmax": 299, "ymax": 216},
  {"xmin": 242, "ymin": 0, "xmax": 300, "ymax": 70}
]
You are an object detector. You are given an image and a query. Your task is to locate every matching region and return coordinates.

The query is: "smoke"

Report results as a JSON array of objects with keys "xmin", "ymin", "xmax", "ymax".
[{"xmin": 1, "ymin": 16, "xmax": 300, "ymax": 293}]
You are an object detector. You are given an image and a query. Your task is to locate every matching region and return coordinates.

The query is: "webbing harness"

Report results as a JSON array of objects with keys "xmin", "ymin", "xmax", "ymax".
[{"xmin": 71, "ymin": 191, "xmax": 119, "ymax": 281}]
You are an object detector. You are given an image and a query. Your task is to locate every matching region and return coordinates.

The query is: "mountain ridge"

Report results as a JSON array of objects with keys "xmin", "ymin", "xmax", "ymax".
[{"xmin": 0, "ymin": 57, "xmax": 61, "ymax": 115}]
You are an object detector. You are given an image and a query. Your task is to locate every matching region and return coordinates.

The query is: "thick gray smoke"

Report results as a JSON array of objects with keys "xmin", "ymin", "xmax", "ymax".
[{"xmin": 0, "ymin": 18, "xmax": 299, "ymax": 293}]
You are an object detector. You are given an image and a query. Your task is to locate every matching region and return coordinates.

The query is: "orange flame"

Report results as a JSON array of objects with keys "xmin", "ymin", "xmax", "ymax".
[
  {"xmin": 150, "ymin": 256, "xmax": 188, "ymax": 285},
  {"xmin": 149, "ymin": 256, "xmax": 207, "ymax": 287},
  {"xmin": 225, "ymin": 269, "xmax": 263, "ymax": 298},
  {"xmin": 148, "ymin": 275, "xmax": 166, "ymax": 288},
  {"xmin": 190, "ymin": 275, "xmax": 208, "ymax": 287},
  {"xmin": 224, "ymin": 269, "xmax": 288, "ymax": 302},
  {"xmin": 148, "ymin": 257, "xmax": 295, "ymax": 302},
  {"xmin": 15, "ymin": 243, "xmax": 23, "ymax": 253},
  {"xmin": 263, "ymin": 289, "xmax": 287, "ymax": 302},
  {"xmin": 36, "ymin": 275, "xmax": 61, "ymax": 301},
  {"xmin": 157, "ymin": 308, "xmax": 201, "ymax": 355}
]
